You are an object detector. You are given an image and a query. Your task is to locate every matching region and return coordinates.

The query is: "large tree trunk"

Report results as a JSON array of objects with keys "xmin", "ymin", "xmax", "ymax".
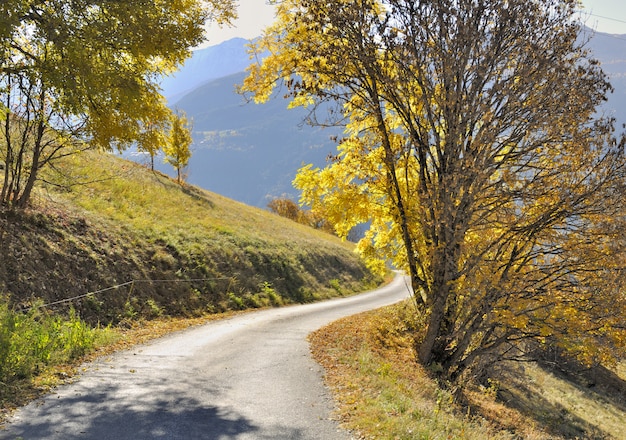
[
  {"xmin": 417, "ymin": 216, "xmax": 463, "ymax": 370},
  {"xmin": 418, "ymin": 287, "xmax": 449, "ymax": 365}
]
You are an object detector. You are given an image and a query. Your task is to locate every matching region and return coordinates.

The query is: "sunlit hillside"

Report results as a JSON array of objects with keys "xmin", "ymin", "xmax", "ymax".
[{"xmin": 0, "ymin": 150, "xmax": 378, "ymax": 324}]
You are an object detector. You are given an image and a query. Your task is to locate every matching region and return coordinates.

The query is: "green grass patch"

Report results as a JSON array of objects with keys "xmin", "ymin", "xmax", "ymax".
[{"xmin": 0, "ymin": 297, "xmax": 116, "ymax": 393}]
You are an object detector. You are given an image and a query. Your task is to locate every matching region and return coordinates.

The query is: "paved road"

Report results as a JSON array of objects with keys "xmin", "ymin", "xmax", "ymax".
[{"xmin": 1, "ymin": 275, "xmax": 412, "ymax": 440}]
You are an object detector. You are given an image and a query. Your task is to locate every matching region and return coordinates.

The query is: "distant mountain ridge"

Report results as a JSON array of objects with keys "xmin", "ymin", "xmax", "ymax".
[
  {"xmin": 160, "ymin": 37, "xmax": 252, "ymax": 103},
  {"xmin": 172, "ymin": 71, "xmax": 338, "ymax": 207},
  {"xmin": 151, "ymin": 39, "xmax": 340, "ymax": 207},
  {"xmin": 153, "ymin": 31, "xmax": 626, "ymax": 208},
  {"xmin": 585, "ymin": 30, "xmax": 626, "ymax": 129}
]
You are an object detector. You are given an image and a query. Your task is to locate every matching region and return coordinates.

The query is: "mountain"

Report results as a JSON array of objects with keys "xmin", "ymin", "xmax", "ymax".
[
  {"xmin": 174, "ymin": 74, "xmax": 339, "ymax": 206},
  {"xmin": 167, "ymin": 72, "xmax": 339, "ymax": 207},
  {"xmin": 159, "ymin": 37, "xmax": 252, "ymax": 103},
  {"xmin": 153, "ymin": 32, "xmax": 626, "ymax": 208},
  {"xmin": 585, "ymin": 30, "xmax": 626, "ymax": 129},
  {"xmin": 148, "ymin": 52, "xmax": 342, "ymax": 207}
]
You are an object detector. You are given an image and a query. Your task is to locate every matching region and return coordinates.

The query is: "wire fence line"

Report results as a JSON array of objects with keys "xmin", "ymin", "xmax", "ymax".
[{"xmin": 20, "ymin": 276, "xmax": 234, "ymax": 312}]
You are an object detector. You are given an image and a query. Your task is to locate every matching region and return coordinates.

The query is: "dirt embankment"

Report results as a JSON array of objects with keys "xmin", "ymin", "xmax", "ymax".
[{"xmin": 0, "ymin": 203, "xmax": 374, "ymax": 325}]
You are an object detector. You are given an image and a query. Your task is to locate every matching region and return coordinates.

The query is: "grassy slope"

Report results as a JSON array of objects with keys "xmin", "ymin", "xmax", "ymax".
[
  {"xmin": 0, "ymin": 150, "xmax": 378, "ymax": 324},
  {"xmin": 311, "ymin": 302, "xmax": 626, "ymax": 440}
]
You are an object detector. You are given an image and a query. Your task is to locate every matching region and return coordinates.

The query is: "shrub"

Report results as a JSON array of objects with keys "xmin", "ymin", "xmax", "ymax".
[
  {"xmin": 0, "ymin": 298, "xmax": 100, "ymax": 387},
  {"xmin": 227, "ymin": 292, "xmax": 245, "ymax": 310},
  {"xmin": 259, "ymin": 281, "xmax": 283, "ymax": 307}
]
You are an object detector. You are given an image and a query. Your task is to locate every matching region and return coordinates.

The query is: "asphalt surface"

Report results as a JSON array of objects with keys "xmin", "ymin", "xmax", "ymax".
[{"xmin": 1, "ymin": 274, "xmax": 412, "ymax": 440}]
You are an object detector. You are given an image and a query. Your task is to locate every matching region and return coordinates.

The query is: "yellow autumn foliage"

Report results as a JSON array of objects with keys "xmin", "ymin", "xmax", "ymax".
[{"xmin": 242, "ymin": 0, "xmax": 626, "ymax": 380}]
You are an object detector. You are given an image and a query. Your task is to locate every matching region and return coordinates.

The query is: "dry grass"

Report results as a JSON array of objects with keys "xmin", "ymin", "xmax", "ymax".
[
  {"xmin": 310, "ymin": 302, "xmax": 515, "ymax": 439},
  {"xmin": 310, "ymin": 301, "xmax": 626, "ymax": 439},
  {"xmin": 49, "ymin": 150, "xmax": 349, "ymax": 248},
  {"xmin": 495, "ymin": 361, "xmax": 626, "ymax": 439}
]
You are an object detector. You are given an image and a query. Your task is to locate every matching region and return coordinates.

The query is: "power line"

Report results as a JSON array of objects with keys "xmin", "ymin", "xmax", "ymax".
[
  {"xmin": 29, "ymin": 282, "xmax": 135, "ymax": 310},
  {"xmin": 587, "ymin": 12, "xmax": 626, "ymax": 26},
  {"xmin": 578, "ymin": 9, "xmax": 626, "ymax": 34},
  {"xmin": 20, "ymin": 277, "xmax": 234, "ymax": 311},
  {"xmin": 577, "ymin": 10, "xmax": 626, "ymax": 42}
]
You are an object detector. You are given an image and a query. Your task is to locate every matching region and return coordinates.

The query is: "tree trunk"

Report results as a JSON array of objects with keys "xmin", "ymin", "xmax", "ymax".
[
  {"xmin": 15, "ymin": 119, "xmax": 45, "ymax": 209},
  {"xmin": 15, "ymin": 152, "xmax": 39, "ymax": 209},
  {"xmin": 418, "ymin": 290, "xmax": 448, "ymax": 365},
  {"xmin": 418, "ymin": 231, "xmax": 461, "ymax": 369},
  {"xmin": 1, "ymin": 115, "xmax": 12, "ymax": 206}
]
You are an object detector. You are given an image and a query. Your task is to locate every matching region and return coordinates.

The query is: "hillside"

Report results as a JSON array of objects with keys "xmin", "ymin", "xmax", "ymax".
[
  {"xmin": 0, "ymin": 150, "xmax": 378, "ymax": 325},
  {"xmin": 310, "ymin": 303, "xmax": 626, "ymax": 439},
  {"xmin": 153, "ymin": 30, "xmax": 626, "ymax": 208}
]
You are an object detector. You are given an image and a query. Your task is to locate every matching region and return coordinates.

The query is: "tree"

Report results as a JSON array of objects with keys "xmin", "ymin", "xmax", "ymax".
[
  {"xmin": 164, "ymin": 109, "xmax": 193, "ymax": 184},
  {"xmin": 0, "ymin": 0, "xmax": 236, "ymax": 208},
  {"xmin": 137, "ymin": 118, "xmax": 169, "ymax": 172},
  {"xmin": 1, "ymin": 58, "xmax": 88, "ymax": 208},
  {"xmin": 242, "ymin": 0, "xmax": 626, "ymax": 381}
]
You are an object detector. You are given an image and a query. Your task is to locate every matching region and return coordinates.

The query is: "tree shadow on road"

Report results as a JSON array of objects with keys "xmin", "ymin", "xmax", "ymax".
[{"xmin": 1, "ymin": 371, "xmax": 304, "ymax": 440}]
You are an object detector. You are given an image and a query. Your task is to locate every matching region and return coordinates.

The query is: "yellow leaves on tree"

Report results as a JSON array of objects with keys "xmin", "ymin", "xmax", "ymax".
[
  {"xmin": 242, "ymin": 0, "xmax": 626, "ymax": 381},
  {"xmin": 163, "ymin": 110, "xmax": 193, "ymax": 185},
  {"xmin": 0, "ymin": 0, "xmax": 235, "ymax": 208}
]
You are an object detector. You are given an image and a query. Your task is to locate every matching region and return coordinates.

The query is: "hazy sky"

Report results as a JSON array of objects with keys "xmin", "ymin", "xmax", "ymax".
[
  {"xmin": 202, "ymin": 0, "xmax": 275, "ymax": 47},
  {"xmin": 580, "ymin": 0, "xmax": 626, "ymax": 34},
  {"xmin": 202, "ymin": 0, "xmax": 626, "ymax": 47}
]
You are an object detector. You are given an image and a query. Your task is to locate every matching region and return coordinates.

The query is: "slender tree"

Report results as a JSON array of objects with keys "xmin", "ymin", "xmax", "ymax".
[
  {"xmin": 164, "ymin": 109, "xmax": 193, "ymax": 184},
  {"xmin": 137, "ymin": 118, "xmax": 169, "ymax": 172},
  {"xmin": 242, "ymin": 0, "xmax": 626, "ymax": 380}
]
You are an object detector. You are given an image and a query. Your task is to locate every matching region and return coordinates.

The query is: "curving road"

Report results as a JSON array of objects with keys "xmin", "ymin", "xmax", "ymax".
[{"xmin": 1, "ymin": 275, "xmax": 412, "ymax": 440}]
